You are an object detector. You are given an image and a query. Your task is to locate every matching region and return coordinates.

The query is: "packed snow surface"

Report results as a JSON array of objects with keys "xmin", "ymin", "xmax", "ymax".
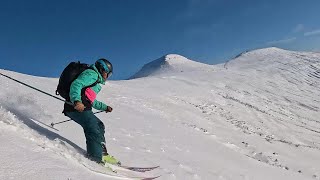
[{"xmin": 1, "ymin": 47, "xmax": 320, "ymax": 180}]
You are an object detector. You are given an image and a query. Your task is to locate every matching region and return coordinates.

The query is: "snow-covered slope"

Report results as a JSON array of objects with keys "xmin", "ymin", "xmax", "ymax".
[{"xmin": 0, "ymin": 48, "xmax": 320, "ymax": 180}]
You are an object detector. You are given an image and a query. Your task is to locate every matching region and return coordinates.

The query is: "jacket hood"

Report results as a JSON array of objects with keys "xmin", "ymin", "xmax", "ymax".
[{"xmin": 90, "ymin": 64, "xmax": 106, "ymax": 85}]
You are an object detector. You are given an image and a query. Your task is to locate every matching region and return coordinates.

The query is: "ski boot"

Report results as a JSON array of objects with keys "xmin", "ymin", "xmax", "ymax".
[
  {"xmin": 102, "ymin": 154, "xmax": 121, "ymax": 166},
  {"xmin": 101, "ymin": 142, "xmax": 121, "ymax": 166}
]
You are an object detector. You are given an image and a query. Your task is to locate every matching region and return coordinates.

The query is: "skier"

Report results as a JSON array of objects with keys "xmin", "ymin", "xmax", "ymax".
[{"xmin": 62, "ymin": 58, "xmax": 120, "ymax": 165}]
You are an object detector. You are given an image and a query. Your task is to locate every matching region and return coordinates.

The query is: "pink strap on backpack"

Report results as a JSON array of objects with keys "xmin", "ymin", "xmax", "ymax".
[{"xmin": 85, "ymin": 88, "xmax": 97, "ymax": 104}]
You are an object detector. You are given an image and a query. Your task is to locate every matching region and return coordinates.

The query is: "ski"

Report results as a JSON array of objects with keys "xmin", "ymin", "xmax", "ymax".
[
  {"xmin": 105, "ymin": 163, "xmax": 161, "ymax": 179},
  {"xmin": 120, "ymin": 165, "xmax": 160, "ymax": 172},
  {"xmin": 82, "ymin": 161, "xmax": 161, "ymax": 180},
  {"xmin": 140, "ymin": 175, "xmax": 161, "ymax": 180}
]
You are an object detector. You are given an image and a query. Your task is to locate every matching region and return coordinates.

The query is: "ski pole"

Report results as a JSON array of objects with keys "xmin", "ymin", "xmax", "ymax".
[
  {"xmin": 0, "ymin": 72, "xmax": 74, "ymax": 106},
  {"xmin": 50, "ymin": 110, "xmax": 105, "ymax": 127},
  {"xmin": 0, "ymin": 72, "xmax": 106, "ymax": 127}
]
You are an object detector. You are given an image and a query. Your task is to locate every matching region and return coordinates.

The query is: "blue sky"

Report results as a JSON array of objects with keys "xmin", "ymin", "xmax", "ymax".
[{"xmin": 1, "ymin": 0, "xmax": 320, "ymax": 80}]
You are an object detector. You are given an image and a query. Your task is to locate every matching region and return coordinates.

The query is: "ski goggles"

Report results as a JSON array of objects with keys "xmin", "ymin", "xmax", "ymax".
[
  {"xmin": 106, "ymin": 71, "xmax": 112, "ymax": 78},
  {"xmin": 97, "ymin": 59, "xmax": 112, "ymax": 78}
]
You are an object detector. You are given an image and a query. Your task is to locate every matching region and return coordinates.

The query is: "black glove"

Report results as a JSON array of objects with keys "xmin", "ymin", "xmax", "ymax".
[{"xmin": 106, "ymin": 106, "xmax": 113, "ymax": 113}]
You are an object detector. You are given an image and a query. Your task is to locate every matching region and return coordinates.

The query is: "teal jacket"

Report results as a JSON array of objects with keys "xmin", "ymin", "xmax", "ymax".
[{"xmin": 69, "ymin": 64, "xmax": 108, "ymax": 111}]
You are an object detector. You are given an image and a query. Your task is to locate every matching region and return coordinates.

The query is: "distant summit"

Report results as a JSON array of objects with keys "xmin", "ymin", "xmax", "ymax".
[
  {"xmin": 230, "ymin": 47, "xmax": 287, "ymax": 60},
  {"xmin": 225, "ymin": 47, "xmax": 311, "ymax": 69},
  {"xmin": 224, "ymin": 47, "xmax": 320, "ymax": 88},
  {"xmin": 130, "ymin": 54, "xmax": 210, "ymax": 79}
]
